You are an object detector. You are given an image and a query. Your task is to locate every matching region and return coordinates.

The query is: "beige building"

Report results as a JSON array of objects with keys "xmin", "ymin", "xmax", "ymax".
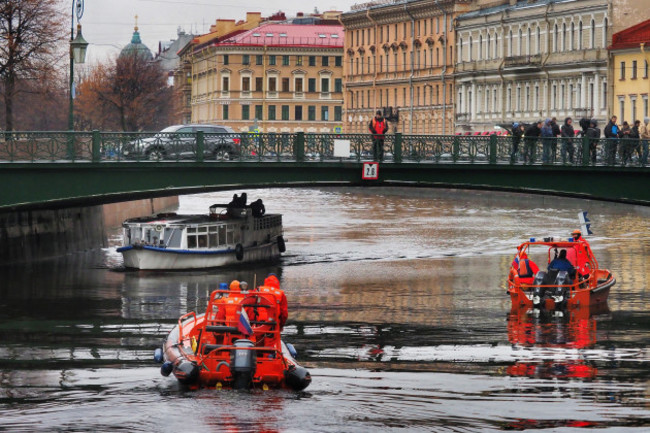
[
  {"xmin": 341, "ymin": 0, "xmax": 471, "ymax": 135},
  {"xmin": 454, "ymin": 0, "xmax": 650, "ymax": 132},
  {"xmin": 455, "ymin": 0, "xmax": 611, "ymax": 132},
  {"xmin": 182, "ymin": 12, "xmax": 344, "ymax": 133},
  {"xmin": 176, "ymin": 13, "xmax": 267, "ymax": 124}
]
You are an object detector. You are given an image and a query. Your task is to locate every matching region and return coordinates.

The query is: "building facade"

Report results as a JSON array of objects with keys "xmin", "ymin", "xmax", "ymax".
[
  {"xmin": 609, "ymin": 19, "xmax": 650, "ymax": 123},
  {"xmin": 183, "ymin": 13, "xmax": 344, "ymax": 133},
  {"xmin": 455, "ymin": 0, "xmax": 611, "ymax": 132},
  {"xmin": 341, "ymin": 0, "xmax": 471, "ymax": 135},
  {"xmin": 175, "ymin": 13, "xmax": 267, "ymax": 124}
]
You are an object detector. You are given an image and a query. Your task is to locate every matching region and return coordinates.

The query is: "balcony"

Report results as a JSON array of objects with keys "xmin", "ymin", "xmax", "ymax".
[
  {"xmin": 503, "ymin": 54, "xmax": 542, "ymax": 70},
  {"xmin": 456, "ymin": 112, "xmax": 470, "ymax": 122}
]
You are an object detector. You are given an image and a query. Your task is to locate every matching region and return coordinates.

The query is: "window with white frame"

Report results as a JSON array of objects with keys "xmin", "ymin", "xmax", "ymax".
[
  {"xmin": 618, "ymin": 96, "xmax": 625, "ymax": 122},
  {"xmin": 578, "ymin": 21, "xmax": 583, "ymax": 49}
]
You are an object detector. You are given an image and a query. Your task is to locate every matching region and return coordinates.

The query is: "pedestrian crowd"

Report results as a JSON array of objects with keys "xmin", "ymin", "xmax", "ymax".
[{"xmin": 509, "ymin": 116, "xmax": 649, "ymax": 166}]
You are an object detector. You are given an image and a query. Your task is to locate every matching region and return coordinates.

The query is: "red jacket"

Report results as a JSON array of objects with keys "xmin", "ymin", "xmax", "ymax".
[
  {"xmin": 263, "ymin": 275, "xmax": 288, "ymax": 329},
  {"xmin": 369, "ymin": 117, "xmax": 388, "ymax": 139}
]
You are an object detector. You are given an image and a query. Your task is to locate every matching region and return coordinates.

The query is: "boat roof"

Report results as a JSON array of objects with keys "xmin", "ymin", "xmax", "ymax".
[
  {"xmin": 519, "ymin": 240, "xmax": 584, "ymax": 248},
  {"xmin": 124, "ymin": 213, "xmax": 280, "ymax": 225}
]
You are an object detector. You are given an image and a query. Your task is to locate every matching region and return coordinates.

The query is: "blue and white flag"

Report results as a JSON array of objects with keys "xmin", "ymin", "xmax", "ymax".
[{"xmin": 578, "ymin": 211, "xmax": 593, "ymax": 235}]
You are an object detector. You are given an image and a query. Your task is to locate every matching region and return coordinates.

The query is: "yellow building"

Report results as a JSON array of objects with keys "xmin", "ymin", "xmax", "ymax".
[
  {"xmin": 609, "ymin": 19, "xmax": 650, "ymax": 123},
  {"xmin": 180, "ymin": 12, "xmax": 344, "ymax": 133},
  {"xmin": 341, "ymin": 0, "xmax": 471, "ymax": 135},
  {"xmin": 175, "ymin": 13, "xmax": 266, "ymax": 124}
]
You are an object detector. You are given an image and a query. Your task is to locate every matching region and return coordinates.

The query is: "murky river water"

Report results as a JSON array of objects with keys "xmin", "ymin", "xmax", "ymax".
[{"xmin": 1, "ymin": 188, "xmax": 649, "ymax": 432}]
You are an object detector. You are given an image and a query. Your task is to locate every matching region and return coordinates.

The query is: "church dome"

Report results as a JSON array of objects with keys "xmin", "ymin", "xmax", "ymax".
[{"xmin": 120, "ymin": 21, "xmax": 153, "ymax": 60}]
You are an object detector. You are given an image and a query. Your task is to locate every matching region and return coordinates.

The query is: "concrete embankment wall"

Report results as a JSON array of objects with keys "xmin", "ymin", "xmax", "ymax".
[
  {"xmin": 102, "ymin": 196, "xmax": 179, "ymax": 228},
  {"xmin": 0, "ymin": 196, "xmax": 179, "ymax": 264}
]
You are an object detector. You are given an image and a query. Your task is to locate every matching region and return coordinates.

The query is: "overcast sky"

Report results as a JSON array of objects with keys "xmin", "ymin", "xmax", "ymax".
[{"xmin": 80, "ymin": 0, "xmax": 357, "ymax": 63}]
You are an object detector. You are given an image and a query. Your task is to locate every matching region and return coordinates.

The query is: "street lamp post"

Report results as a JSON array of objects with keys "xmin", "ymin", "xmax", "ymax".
[{"xmin": 68, "ymin": 0, "xmax": 88, "ymax": 157}]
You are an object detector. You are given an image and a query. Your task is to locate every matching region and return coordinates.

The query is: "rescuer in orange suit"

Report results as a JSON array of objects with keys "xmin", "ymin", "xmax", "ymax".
[
  {"xmin": 216, "ymin": 280, "xmax": 243, "ymax": 322},
  {"xmin": 261, "ymin": 274, "xmax": 288, "ymax": 329},
  {"xmin": 572, "ymin": 229, "xmax": 590, "ymax": 247},
  {"xmin": 516, "ymin": 252, "xmax": 539, "ymax": 285}
]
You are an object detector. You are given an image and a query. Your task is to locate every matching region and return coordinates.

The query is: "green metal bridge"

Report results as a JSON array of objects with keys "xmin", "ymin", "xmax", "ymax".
[{"xmin": 1, "ymin": 131, "xmax": 648, "ymax": 210}]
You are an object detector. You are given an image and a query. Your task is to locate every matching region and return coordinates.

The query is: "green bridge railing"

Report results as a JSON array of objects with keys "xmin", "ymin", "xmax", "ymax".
[{"xmin": 0, "ymin": 131, "xmax": 648, "ymax": 167}]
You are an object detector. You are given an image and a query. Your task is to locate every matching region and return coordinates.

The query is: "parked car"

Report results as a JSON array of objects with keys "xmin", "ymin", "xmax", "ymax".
[{"xmin": 122, "ymin": 124, "xmax": 240, "ymax": 160}]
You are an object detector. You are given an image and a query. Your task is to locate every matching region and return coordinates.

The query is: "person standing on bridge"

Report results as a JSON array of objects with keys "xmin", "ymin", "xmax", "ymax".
[
  {"xmin": 585, "ymin": 119, "xmax": 601, "ymax": 164},
  {"xmin": 639, "ymin": 117, "xmax": 650, "ymax": 165},
  {"xmin": 560, "ymin": 117, "xmax": 575, "ymax": 164},
  {"xmin": 524, "ymin": 120, "xmax": 542, "ymax": 164},
  {"xmin": 511, "ymin": 122, "xmax": 525, "ymax": 164},
  {"xmin": 604, "ymin": 115, "xmax": 619, "ymax": 165},
  {"xmin": 369, "ymin": 110, "xmax": 388, "ymax": 162}
]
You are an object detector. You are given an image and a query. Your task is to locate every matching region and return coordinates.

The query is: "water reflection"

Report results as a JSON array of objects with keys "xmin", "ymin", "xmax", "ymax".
[
  {"xmin": 119, "ymin": 265, "xmax": 283, "ymax": 320},
  {"xmin": 1, "ymin": 187, "xmax": 649, "ymax": 431},
  {"xmin": 506, "ymin": 305, "xmax": 608, "ymax": 379}
]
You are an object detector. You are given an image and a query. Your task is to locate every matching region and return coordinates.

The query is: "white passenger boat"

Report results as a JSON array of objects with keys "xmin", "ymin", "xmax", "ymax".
[{"xmin": 117, "ymin": 197, "xmax": 285, "ymax": 270}]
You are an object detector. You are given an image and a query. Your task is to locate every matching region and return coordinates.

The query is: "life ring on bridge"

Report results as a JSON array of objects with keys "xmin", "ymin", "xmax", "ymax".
[
  {"xmin": 277, "ymin": 235, "xmax": 286, "ymax": 253},
  {"xmin": 235, "ymin": 243, "xmax": 244, "ymax": 261}
]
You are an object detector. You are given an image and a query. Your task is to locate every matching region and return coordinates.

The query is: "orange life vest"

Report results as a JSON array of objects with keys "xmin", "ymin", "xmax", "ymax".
[{"xmin": 518, "ymin": 259, "xmax": 534, "ymax": 278}]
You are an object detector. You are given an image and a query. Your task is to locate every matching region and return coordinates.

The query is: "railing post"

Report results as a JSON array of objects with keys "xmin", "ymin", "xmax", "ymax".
[
  {"xmin": 581, "ymin": 136, "xmax": 590, "ymax": 166},
  {"xmin": 66, "ymin": 131, "xmax": 75, "ymax": 161},
  {"xmin": 489, "ymin": 134, "xmax": 497, "ymax": 164},
  {"xmin": 453, "ymin": 136, "xmax": 460, "ymax": 162},
  {"xmin": 92, "ymin": 130, "xmax": 101, "ymax": 162},
  {"xmin": 295, "ymin": 132, "xmax": 305, "ymax": 162},
  {"xmin": 394, "ymin": 133, "xmax": 402, "ymax": 163},
  {"xmin": 196, "ymin": 130, "xmax": 204, "ymax": 162}
]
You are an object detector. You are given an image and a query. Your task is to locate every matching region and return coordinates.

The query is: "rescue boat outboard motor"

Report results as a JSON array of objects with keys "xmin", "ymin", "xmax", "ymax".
[
  {"xmin": 552, "ymin": 271, "xmax": 572, "ymax": 305},
  {"xmin": 284, "ymin": 365, "xmax": 312, "ymax": 391},
  {"xmin": 230, "ymin": 339, "xmax": 256, "ymax": 390},
  {"xmin": 532, "ymin": 271, "xmax": 547, "ymax": 307},
  {"xmin": 174, "ymin": 360, "xmax": 199, "ymax": 384}
]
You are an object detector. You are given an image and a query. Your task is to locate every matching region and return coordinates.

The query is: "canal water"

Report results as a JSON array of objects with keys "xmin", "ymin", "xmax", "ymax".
[{"xmin": 0, "ymin": 188, "xmax": 648, "ymax": 432}]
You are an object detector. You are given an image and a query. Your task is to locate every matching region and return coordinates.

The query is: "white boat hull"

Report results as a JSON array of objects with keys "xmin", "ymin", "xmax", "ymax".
[{"xmin": 120, "ymin": 242, "xmax": 281, "ymax": 270}]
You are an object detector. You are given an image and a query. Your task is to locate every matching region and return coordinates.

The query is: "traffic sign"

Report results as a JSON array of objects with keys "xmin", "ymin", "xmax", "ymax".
[{"xmin": 362, "ymin": 162, "xmax": 379, "ymax": 180}]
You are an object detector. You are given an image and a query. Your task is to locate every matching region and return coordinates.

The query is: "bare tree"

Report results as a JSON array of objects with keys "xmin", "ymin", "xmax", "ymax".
[
  {"xmin": 76, "ymin": 54, "xmax": 174, "ymax": 131},
  {"xmin": 0, "ymin": 0, "xmax": 66, "ymax": 131}
]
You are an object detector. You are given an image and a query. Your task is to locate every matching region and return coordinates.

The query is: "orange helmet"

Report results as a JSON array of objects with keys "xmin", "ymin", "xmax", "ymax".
[
  {"xmin": 229, "ymin": 280, "xmax": 241, "ymax": 292},
  {"xmin": 572, "ymin": 229, "xmax": 581, "ymax": 236}
]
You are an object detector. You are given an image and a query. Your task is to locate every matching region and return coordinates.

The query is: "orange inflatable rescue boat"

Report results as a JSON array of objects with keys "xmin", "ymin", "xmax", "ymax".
[
  {"xmin": 154, "ymin": 278, "xmax": 311, "ymax": 391},
  {"xmin": 507, "ymin": 236, "xmax": 615, "ymax": 310}
]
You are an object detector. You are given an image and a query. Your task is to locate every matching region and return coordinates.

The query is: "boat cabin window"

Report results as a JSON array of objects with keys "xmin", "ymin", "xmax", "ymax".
[
  {"xmin": 164, "ymin": 228, "xmax": 182, "ymax": 248},
  {"xmin": 187, "ymin": 227, "xmax": 197, "ymax": 248},
  {"xmin": 209, "ymin": 226, "xmax": 218, "ymax": 247},
  {"xmin": 219, "ymin": 226, "xmax": 226, "ymax": 245},
  {"xmin": 129, "ymin": 226, "xmax": 142, "ymax": 244},
  {"xmin": 185, "ymin": 224, "xmax": 241, "ymax": 248}
]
